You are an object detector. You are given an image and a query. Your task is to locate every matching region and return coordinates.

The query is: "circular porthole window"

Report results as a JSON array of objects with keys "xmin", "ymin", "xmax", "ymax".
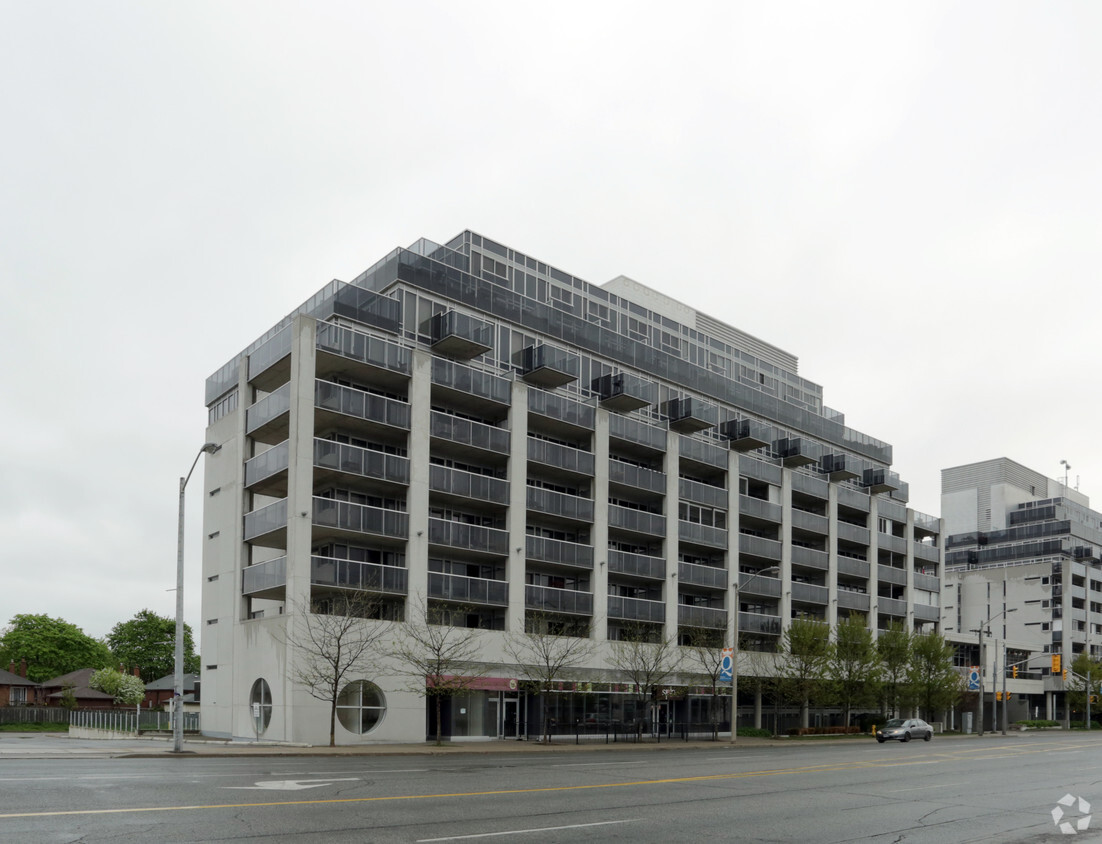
[
  {"xmin": 249, "ymin": 678, "xmax": 273, "ymax": 732},
  {"xmin": 336, "ymin": 680, "xmax": 386, "ymax": 734}
]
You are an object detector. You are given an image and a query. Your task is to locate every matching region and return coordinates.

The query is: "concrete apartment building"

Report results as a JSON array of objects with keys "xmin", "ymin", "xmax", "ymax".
[
  {"xmin": 941, "ymin": 457, "xmax": 1102, "ymax": 726},
  {"xmin": 200, "ymin": 231, "xmax": 943, "ymax": 744}
]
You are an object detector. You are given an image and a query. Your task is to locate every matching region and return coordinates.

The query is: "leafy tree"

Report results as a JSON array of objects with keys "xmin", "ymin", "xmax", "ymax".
[
  {"xmin": 907, "ymin": 631, "xmax": 960, "ymax": 721},
  {"xmin": 828, "ymin": 614, "xmax": 881, "ymax": 728},
  {"xmin": 778, "ymin": 618, "xmax": 830, "ymax": 729},
  {"xmin": 1066, "ymin": 652, "xmax": 1102, "ymax": 728},
  {"xmin": 876, "ymin": 621, "xmax": 913, "ymax": 717},
  {"xmin": 388, "ymin": 599, "xmax": 487, "ymax": 746},
  {"xmin": 0, "ymin": 614, "xmax": 112, "ymax": 682},
  {"xmin": 107, "ymin": 609, "xmax": 199, "ymax": 682},
  {"xmin": 283, "ymin": 593, "xmax": 387, "ymax": 747},
  {"xmin": 505, "ymin": 613, "xmax": 594, "ymax": 743},
  {"xmin": 608, "ymin": 624, "xmax": 681, "ymax": 733},
  {"xmin": 679, "ymin": 627, "xmax": 728, "ymax": 734},
  {"xmin": 89, "ymin": 668, "xmax": 146, "ymax": 706}
]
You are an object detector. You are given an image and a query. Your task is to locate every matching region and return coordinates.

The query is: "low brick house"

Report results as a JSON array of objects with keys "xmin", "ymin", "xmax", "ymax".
[{"xmin": 0, "ymin": 663, "xmax": 40, "ymax": 706}]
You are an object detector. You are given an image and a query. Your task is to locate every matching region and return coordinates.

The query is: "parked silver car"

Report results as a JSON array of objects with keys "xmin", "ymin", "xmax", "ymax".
[{"xmin": 876, "ymin": 718, "xmax": 933, "ymax": 743}]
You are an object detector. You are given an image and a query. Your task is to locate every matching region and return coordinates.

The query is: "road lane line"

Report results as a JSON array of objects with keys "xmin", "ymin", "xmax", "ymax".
[
  {"xmin": 416, "ymin": 819, "xmax": 639, "ymax": 841},
  {"xmin": 552, "ymin": 761, "xmax": 648, "ymax": 767},
  {"xmin": 885, "ymin": 782, "xmax": 967, "ymax": 792}
]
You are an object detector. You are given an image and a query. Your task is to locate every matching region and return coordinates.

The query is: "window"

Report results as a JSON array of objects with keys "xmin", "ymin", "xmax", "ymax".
[
  {"xmin": 11, "ymin": 687, "xmax": 26, "ymax": 705},
  {"xmin": 250, "ymin": 679, "xmax": 273, "ymax": 733},
  {"xmin": 337, "ymin": 680, "xmax": 386, "ymax": 734}
]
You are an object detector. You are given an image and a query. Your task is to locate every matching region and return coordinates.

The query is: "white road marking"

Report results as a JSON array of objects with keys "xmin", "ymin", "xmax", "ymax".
[
  {"xmin": 225, "ymin": 777, "xmax": 361, "ymax": 791},
  {"xmin": 885, "ymin": 781, "xmax": 967, "ymax": 793},
  {"xmin": 418, "ymin": 819, "xmax": 640, "ymax": 841},
  {"xmin": 552, "ymin": 761, "xmax": 647, "ymax": 767}
]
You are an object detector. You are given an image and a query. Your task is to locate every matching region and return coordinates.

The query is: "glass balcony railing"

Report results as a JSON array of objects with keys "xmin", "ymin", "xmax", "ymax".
[
  {"xmin": 314, "ymin": 381, "xmax": 411, "ymax": 429},
  {"xmin": 738, "ymin": 611, "xmax": 781, "ymax": 635},
  {"xmin": 879, "ymin": 533, "xmax": 908, "ymax": 555},
  {"xmin": 791, "ymin": 545, "xmax": 828, "ymax": 571},
  {"xmin": 678, "ymin": 605, "xmax": 727, "ymax": 629},
  {"xmin": 738, "ymin": 534, "xmax": 782, "ymax": 561},
  {"xmin": 914, "ymin": 572, "xmax": 940, "ymax": 592},
  {"xmin": 427, "ymin": 518, "xmax": 510, "ymax": 555},
  {"xmin": 244, "ymin": 499, "xmax": 288, "ymax": 541},
  {"xmin": 528, "ymin": 438, "xmax": 595, "ymax": 476},
  {"xmin": 430, "ymin": 411, "xmax": 510, "ymax": 454},
  {"xmin": 247, "ymin": 324, "xmax": 292, "ymax": 382},
  {"xmin": 591, "ymin": 373, "xmax": 655, "ymax": 411},
  {"xmin": 245, "ymin": 383, "xmax": 291, "ymax": 436},
  {"xmin": 607, "ymin": 595, "xmax": 665, "ymax": 623},
  {"xmin": 242, "ymin": 557, "xmax": 286, "ymax": 595},
  {"xmin": 837, "ymin": 522, "xmax": 870, "ymax": 546},
  {"xmin": 678, "ymin": 478, "xmax": 727, "ymax": 509},
  {"xmin": 608, "ymin": 550, "xmax": 666, "ymax": 580},
  {"xmin": 837, "ymin": 557, "xmax": 870, "ymax": 578},
  {"xmin": 608, "ymin": 414, "xmax": 666, "ymax": 452},
  {"xmin": 315, "ymin": 322, "xmax": 410, "ymax": 374},
  {"xmin": 608, "ymin": 460, "xmax": 666, "ymax": 494},
  {"xmin": 878, "ymin": 565, "xmax": 906, "ymax": 586},
  {"xmin": 878, "ymin": 596, "xmax": 908, "ymax": 616},
  {"xmin": 837, "ymin": 590, "xmax": 870, "ymax": 612},
  {"xmin": 678, "ymin": 520, "xmax": 728, "ymax": 549},
  {"xmin": 520, "ymin": 344, "xmax": 580, "ymax": 387},
  {"xmin": 429, "ymin": 311, "xmax": 494, "ymax": 358},
  {"xmin": 791, "ymin": 509, "xmax": 828, "ymax": 535},
  {"xmin": 678, "ymin": 561, "xmax": 728, "ymax": 589},
  {"xmin": 739, "ymin": 495, "xmax": 783, "ymax": 523},
  {"xmin": 430, "ymin": 465, "xmax": 509, "ymax": 505},
  {"xmin": 678, "ymin": 435, "xmax": 727, "ymax": 468},
  {"xmin": 429, "ymin": 572, "xmax": 508, "ymax": 606},
  {"xmin": 608, "ymin": 505, "xmax": 666, "ymax": 538},
  {"xmin": 774, "ymin": 437, "xmax": 822, "ymax": 467},
  {"xmin": 526, "ymin": 536, "xmax": 594, "ymax": 569},
  {"xmin": 914, "ymin": 603, "xmax": 940, "ymax": 621},
  {"xmin": 245, "ymin": 442, "xmax": 290, "ymax": 487},
  {"xmin": 665, "ymin": 398, "xmax": 718, "ymax": 433},
  {"xmin": 914, "ymin": 542, "xmax": 940, "ymax": 563},
  {"xmin": 791, "ymin": 582, "xmax": 829, "ymax": 605},
  {"xmin": 525, "ymin": 584, "xmax": 593, "ymax": 615},
  {"xmin": 311, "ymin": 557, "xmax": 408, "ymax": 595},
  {"xmin": 737, "ymin": 572, "xmax": 782, "ymax": 597},
  {"xmin": 791, "ymin": 471, "xmax": 829, "ymax": 499},
  {"xmin": 526, "ymin": 487, "xmax": 594, "ymax": 522},
  {"xmin": 527, "ymin": 389, "xmax": 594, "ymax": 429},
  {"xmin": 312, "ymin": 498, "xmax": 409, "ymax": 540},
  {"xmin": 722, "ymin": 419, "xmax": 772, "ymax": 452},
  {"xmin": 431, "ymin": 358, "xmax": 511, "ymax": 405},
  {"xmin": 314, "ymin": 439, "xmax": 410, "ymax": 486}
]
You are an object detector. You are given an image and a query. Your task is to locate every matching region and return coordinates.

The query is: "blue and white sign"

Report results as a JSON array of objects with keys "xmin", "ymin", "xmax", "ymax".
[
  {"xmin": 968, "ymin": 667, "xmax": 980, "ymax": 691},
  {"xmin": 720, "ymin": 647, "xmax": 734, "ymax": 683}
]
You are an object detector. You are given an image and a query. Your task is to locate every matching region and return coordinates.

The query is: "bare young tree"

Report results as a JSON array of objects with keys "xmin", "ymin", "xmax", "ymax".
[
  {"xmin": 388, "ymin": 599, "xmax": 487, "ymax": 746},
  {"xmin": 505, "ymin": 613, "xmax": 594, "ymax": 742},
  {"xmin": 283, "ymin": 592, "xmax": 387, "ymax": 747},
  {"xmin": 679, "ymin": 627, "xmax": 727, "ymax": 736},
  {"xmin": 608, "ymin": 624, "xmax": 681, "ymax": 735},
  {"xmin": 779, "ymin": 618, "xmax": 831, "ymax": 730}
]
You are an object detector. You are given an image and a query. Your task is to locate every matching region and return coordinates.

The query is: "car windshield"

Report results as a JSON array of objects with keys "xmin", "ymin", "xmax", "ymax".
[{"xmin": 884, "ymin": 719, "xmax": 906, "ymax": 728}]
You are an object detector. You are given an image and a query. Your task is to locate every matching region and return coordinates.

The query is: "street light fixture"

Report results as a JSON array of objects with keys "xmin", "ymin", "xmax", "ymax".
[
  {"xmin": 173, "ymin": 442, "xmax": 221, "ymax": 754},
  {"xmin": 731, "ymin": 565, "xmax": 780, "ymax": 743},
  {"xmin": 970, "ymin": 607, "xmax": 1016, "ymax": 737}
]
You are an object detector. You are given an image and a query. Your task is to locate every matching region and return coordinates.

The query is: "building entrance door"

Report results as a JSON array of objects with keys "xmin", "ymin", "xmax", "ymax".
[{"xmin": 502, "ymin": 698, "xmax": 519, "ymax": 738}]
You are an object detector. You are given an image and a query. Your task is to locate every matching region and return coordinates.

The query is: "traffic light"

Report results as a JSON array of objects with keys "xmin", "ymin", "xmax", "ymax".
[
  {"xmin": 1012, "ymin": 665, "xmax": 1018, "ymax": 679},
  {"xmin": 1064, "ymin": 669, "xmax": 1069, "ymax": 681},
  {"xmin": 1053, "ymin": 654, "xmax": 1062, "ymax": 674},
  {"xmin": 995, "ymin": 691, "xmax": 1003, "ymax": 701}
]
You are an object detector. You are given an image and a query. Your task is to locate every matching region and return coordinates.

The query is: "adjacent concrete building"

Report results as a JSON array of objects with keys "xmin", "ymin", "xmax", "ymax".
[{"xmin": 200, "ymin": 231, "xmax": 942, "ymax": 744}]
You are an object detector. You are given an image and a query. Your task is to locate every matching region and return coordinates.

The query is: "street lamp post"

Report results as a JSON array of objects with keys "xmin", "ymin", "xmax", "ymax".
[
  {"xmin": 971, "ymin": 607, "xmax": 1016, "ymax": 737},
  {"xmin": 173, "ymin": 442, "xmax": 221, "ymax": 754},
  {"xmin": 730, "ymin": 565, "xmax": 780, "ymax": 744}
]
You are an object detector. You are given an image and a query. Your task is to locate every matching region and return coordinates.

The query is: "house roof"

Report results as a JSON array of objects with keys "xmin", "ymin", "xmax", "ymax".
[
  {"xmin": 39, "ymin": 668, "xmax": 114, "ymax": 700},
  {"xmin": 145, "ymin": 673, "xmax": 199, "ymax": 692},
  {"xmin": 0, "ymin": 667, "xmax": 38, "ymax": 687}
]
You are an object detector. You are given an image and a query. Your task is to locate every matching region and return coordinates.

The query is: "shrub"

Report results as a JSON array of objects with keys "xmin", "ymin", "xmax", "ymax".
[{"xmin": 736, "ymin": 727, "xmax": 772, "ymax": 738}]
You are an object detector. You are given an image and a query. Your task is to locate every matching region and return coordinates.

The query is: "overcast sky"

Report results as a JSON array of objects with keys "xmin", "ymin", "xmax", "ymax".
[{"xmin": 3, "ymin": 1, "xmax": 1101, "ymax": 645}]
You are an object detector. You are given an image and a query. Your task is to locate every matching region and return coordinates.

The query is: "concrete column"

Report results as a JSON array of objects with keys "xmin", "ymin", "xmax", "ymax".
[
  {"xmin": 827, "ymin": 482, "xmax": 839, "ymax": 630},
  {"xmin": 405, "ymin": 349, "xmax": 433, "ymax": 604},
  {"xmin": 505, "ymin": 379, "xmax": 529, "ymax": 632},
  {"xmin": 905, "ymin": 509, "xmax": 916, "ymax": 630},
  {"xmin": 868, "ymin": 496, "xmax": 880, "ymax": 633},
  {"xmin": 780, "ymin": 468, "xmax": 793, "ymax": 630},
  {"xmin": 664, "ymin": 431, "xmax": 681, "ymax": 643},
  {"xmin": 592, "ymin": 408, "xmax": 610, "ymax": 641}
]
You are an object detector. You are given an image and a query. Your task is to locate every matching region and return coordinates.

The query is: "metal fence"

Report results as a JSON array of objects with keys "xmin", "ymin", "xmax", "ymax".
[
  {"xmin": 527, "ymin": 720, "xmax": 727, "ymax": 745},
  {"xmin": 0, "ymin": 706, "xmax": 70, "ymax": 725},
  {"xmin": 70, "ymin": 710, "xmax": 200, "ymax": 733}
]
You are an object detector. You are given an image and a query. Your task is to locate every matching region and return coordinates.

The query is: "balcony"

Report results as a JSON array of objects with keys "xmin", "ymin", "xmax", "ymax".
[
  {"xmin": 791, "ymin": 545, "xmax": 828, "ymax": 571},
  {"xmin": 312, "ymin": 557, "xmax": 408, "ymax": 596},
  {"xmin": 312, "ymin": 498, "xmax": 409, "ymax": 543},
  {"xmin": 679, "ymin": 478, "xmax": 727, "ymax": 509},
  {"xmin": 879, "ymin": 533, "xmax": 907, "ymax": 555},
  {"xmin": 821, "ymin": 453, "xmax": 861, "ymax": 482},
  {"xmin": 431, "ymin": 358, "xmax": 511, "ymax": 407},
  {"xmin": 678, "ymin": 520, "xmax": 728, "ymax": 550},
  {"xmin": 527, "ymin": 388, "xmax": 594, "ymax": 431},
  {"xmin": 678, "ymin": 605, "xmax": 727, "ymax": 629},
  {"xmin": 430, "ymin": 411, "xmax": 510, "ymax": 458},
  {"xmin": 837, "ymin": 590, "xmax": 870, "ymax": 612},
  {"xmin": 528, "ymin": 438, "xmax": 595, "ymax": 478},
  {"xmin": 526, "ymin": 487, "xmax": 594, "ymax": 524},
  {"xmin": 525, "ymin": 585, "xmax": 593, "ymax": 616},
  {"xmin": 738, "ymin": 611, "xmax": 781, "ymax": 635},
  {"xmin": 678, "ymin": 561, "xmax": 728, "ymax": 589},
  {"xmin": 430, "ymin": 465, "xmax": 509, "ymax": 506},
  {"xmin": 837, "ymin": 521, "xmax": 870, "ymax": 545},
  {"xmin": 244, "ymin": 499, "xmax": 289, "ymax": 546},
  {"xmin": 739, "ymin": 533, "xmax": 782, "ymax": 562},
  {"xmin": 837, "ymin": 557, "xmax": 870, "ymax": 578},
  {"xmin": 722, "ymin": 419, "xmax": 772, "ymax": 452},
  {"xmin": 429, "ymin": 572, "xmax": 508, "ymax": 606},
  {"xmin": 245, "ymin": 442, "xmax": 290, "ymax": 491},
  {"xmin": 242, "ymin": 557, "xmax": 286, "ymax": 599},
  {"xmin": 791, "ymin": 509, "xmax": 828, "ymax": 535},
  {"xmin": 608, "ymin": 414, "xmax": 666, "ymax": 453},
  {"xmin": 878, "ymin": 596, "xmax": 908, "ymax": 616},
  {"xmin": 429, "ymin": 311, "xmax": 494, "ymax": 359},
  {"xmin": 592, "ymin": 373, "xmax": 655, "ymax": 412},
  {"xmin": 862, "ymin": 468, "xmax": 901, "ymax": 494},
  {"xmin": 678, "ymin": 436, "xmax": 727, "ymax": 469},
  {"xmin": 774, "ymin": 437, "xmax": 821, "ymax": 468},
  {"xmin": 665, "ymin": 398, "xmax": 718, "ymax": 433},
  {"xmin": 791, "ymin": 582, "xmax": 829, "ymax": 605},
  {"xmin": 914, "ymin": 542, "xmax": 940, "ymax": 564},
  {"xmin": 315, "ymin": 323, "xmax": 410, "ymax": 386},
  {"xmin": 520, "ymin": 345, "xmax": 579, "ymax": 388},
  {"xmin": 608, "ymin": 595, "xmax": 665, "ymax": 624},
  {"xmin": 314, "ymin": 381, "xmax": 410, "ymax": 431},
  {"xmin": 914, "ymin": 603, "xmax": 940, "ymax": 622},
  {"xmin": 914, "ymin": 572, "xmax": 940, "ymax": 592},
  {"xmin": 607, "ymin": 550, "xmax": 666, "ymax": 581},
  {"xmin": 247, "ymin": 324, "xmax": 292, "ymax": 390},
  {"xmin": 791, "ymin": 471, "xmax": 829, "ymax": 499},
  {"xmin": 526, "ymin": 536, "xmax": 594, "ymax": 570},
  {"xmin": 739, "ymin": 495, "xmax": 782, "ymax": 524},
  {"xmin": 427, "ymin": 518, "xmax": 510, "ymax": 556},
  {"xmin": 837, "ymin": 486, "xmax": 870, "ymax": 511},
  {"xmin": 245, "ymin": 383, "xmax": 291, "ymax": 442},
  {"xmin": 314, "ymin": 439, "xmax": 410, "ymax": 489},
  {"xmin": 878, "ymin": 565, "xmax": 906, "ymax": 586},
  {"xmin": 737, "ymin": 572, "xmax": 782, "ymax": 597},
  {"xmin": 608, "ymin": 505, "xmax": 666, "ymax": 539},
  {"xmin": 609, "ymin": 460, "xmax": 666, "ymax": 495}
]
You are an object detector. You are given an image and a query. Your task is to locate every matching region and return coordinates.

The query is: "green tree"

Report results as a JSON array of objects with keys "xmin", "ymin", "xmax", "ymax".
[
  {"xmin": 608, "ymin": 624, "xmax": 682, "ymax": 733},
  {"xmin": 89, "ymin": 668, "xmax": 146, "ymax": 706},
  {"xmin": 107, "ymin": 609, "xmax": 199, "ymax": 682},
  {"xmin": 828, "ymin": 614, "xmax": 881, "ymax": 727},
  {"xmin": 779, "ymin": 618, "xmax": 830, "ymax": 729},
  {"xmin": 877, "ymin": 621, "xmax": 913, "ymax": 717},
  {"xmin": 0, "ymin": 614, "xmax": 112, "ymax": 682},
  {"xmin": 1066, "ymin": 652, "xmax": 1102, "ymax": 728},
  {"xmin": 907, "ymin": 631, "xmax": 960, "ymax": 721}
]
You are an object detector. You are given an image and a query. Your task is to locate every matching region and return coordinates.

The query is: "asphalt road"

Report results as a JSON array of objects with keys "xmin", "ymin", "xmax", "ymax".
[{"xmin": 2, "ymin": 733, "xmax": 1100, "ymax": 843}]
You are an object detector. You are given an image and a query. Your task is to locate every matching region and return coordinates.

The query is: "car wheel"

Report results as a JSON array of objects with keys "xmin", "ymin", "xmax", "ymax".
[
  {"xmin": 877, "ymin": 737, "xmax": 885, "ymax": 743},
  {"xmin": 924, "ymin": 732, "xmax": 932, "ymax": 742},
  {"xmin": 902, "ymin": 732, "xmax": 911, "ymax": 742}
]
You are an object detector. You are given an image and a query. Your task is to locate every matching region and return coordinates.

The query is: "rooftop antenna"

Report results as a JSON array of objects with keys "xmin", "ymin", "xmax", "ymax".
[{"xmin": 1060, "ymin": 459, "xmax": 1071, "ymax": 493}]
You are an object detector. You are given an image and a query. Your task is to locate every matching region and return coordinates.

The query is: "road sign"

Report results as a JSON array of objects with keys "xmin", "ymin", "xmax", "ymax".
[
  {"xmin": 720, "ymin": 647, "xmax": 733, "ymax": 682},
  {"xmin": 968, "ymin": 667, "xmax": 980, "ymax": 690}
]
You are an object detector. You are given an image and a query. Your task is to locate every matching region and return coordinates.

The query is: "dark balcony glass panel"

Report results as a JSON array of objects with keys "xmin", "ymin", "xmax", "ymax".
[
  {"xmin": 527, "ymin": 389, "xmax": 594, "ymax": 430},
  {"xmin": 312, "ymin": 498, "xmax": 409, "ymax": 540},
  {"xmin": 525, "ymin": 585, "xmax": 593, "ymax": 616},
  {"xmin": 913, "ymin": 603, "xmax": 940, "ymax": 621},
  {"xmin": 837, "ymin": 522, "xmax": 870, "ymax": 545},
  {"xmin": 878, "ymin": 565, "xmax": 906, "ymax": 586},
  {"xmin": 311, "ymin": 557, "xmax": 408, "ymax": 595},
  {"xmin": 429, "ymin": 572, "xmax": 509, "ymax": 606},
  {"xmin": 244, "ymin": 499, "xmax": 288, "ymax": 541},
  {"xmin": 607, "ymin": 595, "xmax": 665, "ymax": 623},
  {"xmin": 738, "ymin": 534, "xmax": 782, "ymax": 561},
  {"xmin": 878, "ymin": 596, "xmax": 907, "ymax": 616},
  {"xmin": 315, "ymin": 323, "xmax": 410, "ymax": 374},
  {"xmin": 429, "ymin": 311, "xmax": 494, "ymax": 359},
  {"xmin": 837, "ymin": 557, "xmax": 870, "ymax": 579},
  {"xmin": 242, "ymin": 557, "xmax": 286, "ymax": 596},
  {"xmin": 526, "ymin": 487, "xmax": 594, "ymax": 523},
  {"xmin": 837, "ymin": 590, "xmax": 870, "ymax": 612},
  {"xmin": 427, "ymin": 518, "xmax": 509, "ymax": 555},
  {"xmin": 328, "ymin": 284, "xmax": 402, "ymax": 334},
  {"xmin": 678, "ymin": 561, "xmax": 728, "ymax": 589},
  {"xmin": 608, "ymin": 460, "xmax": 666, "ymax": 494},
  {"xmin": 245, "ymin": 442, "xmax": 290, "ymax": 487},
  {"xmin": 678, "ymin": 520, "xmax": 728, "ymax": 549},
  {"xmin": 678, "ymin": 478, "xmax": 727, "ymax": 508},
  {"xmin": 665, "ymin": 398, "xmax": 718, "ymax": 433},
  {"xmin": 773, "ymin": 437, "xmax": 822, "ymax": 468},
  {"xmin": 862, "ymin": 467, "xmax": 901, "ymax": 493},
  {"xmin": 608, "ymin": 505, "xmax": 666, "ymax": 537},
  {"xmin": 245, "ymin": 382, "xmax": 292, "ymax": 440},
  {"xmin": 608, "ymin": 414, "xmax": 666, "ymax": 452},
  {"xmin": 722, "ymin": 419, "xmax": 772, "ymax": 451},
  {"xmin": 592, "ymin": 373, "xmax": 655, "ymax": 412},
  {"xmin": 737, "ymin": 572, "xmax": 782, "ymax": 597},
  {"xmin": 528, "ymin": 438, "xmax": 595, "ymax": 476},
  {"xmin": 520, "ymin": 344, "xmax": 579, "ymax": 387},
  {"xmin": 678, "ymin": 435, "xmax": 727, "ymax": 468},
  {"xmin": 739, "ymin": 495, "xmax": 783, "ymax": 523},
  {"xmin": 313, "ymin": 439, "xmax": 410, "ymax": 486},
  {"xmin": 678, "ymin": 605, "xmax": 727, "ymax": 629},
  {"xmin": 247, "ymin": 324, "xmax": 292, "ymax": 382},
  {"xmin": 525, "ymin": 536, "xmax": 594, "ymax": 569},
  {"xmin": 791, "ymin": 545, "xmax": 828, "ymax": 570},
  {"xmin": 429, "ymin": 465, "xmax": 509, "ymax": 505},
  {"xmin": 431, "ymin": 358, "xmax": 511, "ymax": 405},
  {"xmin": 314, "ymin": 381, "xmax": 411, "ymax": 429},
  {"xmin": 821, "ymin": 453, "xmax": 861, "ymax": 481},
  {"xmin": 792, "ymin": 582, "xmax": 829, "ymax": 604},
  {"xmin": 738, "ymin": 611, "xmax": 781, "ymax": 635},
  {"xmin": 608, "ymin": 550, "xmax": 666, "ymax": 580},
  {"xmin": 914, "ymin": 572, "xmax": 940, "ymax": 592},
  {"xmin": 430, "ymin": 411, "xmax": 511, "ymax": 455}
]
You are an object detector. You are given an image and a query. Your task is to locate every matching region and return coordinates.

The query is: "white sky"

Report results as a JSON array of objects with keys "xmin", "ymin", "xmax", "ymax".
[{"xmin": 2, "ymin": 1, "xmax": 1101, "ymax": 644}]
